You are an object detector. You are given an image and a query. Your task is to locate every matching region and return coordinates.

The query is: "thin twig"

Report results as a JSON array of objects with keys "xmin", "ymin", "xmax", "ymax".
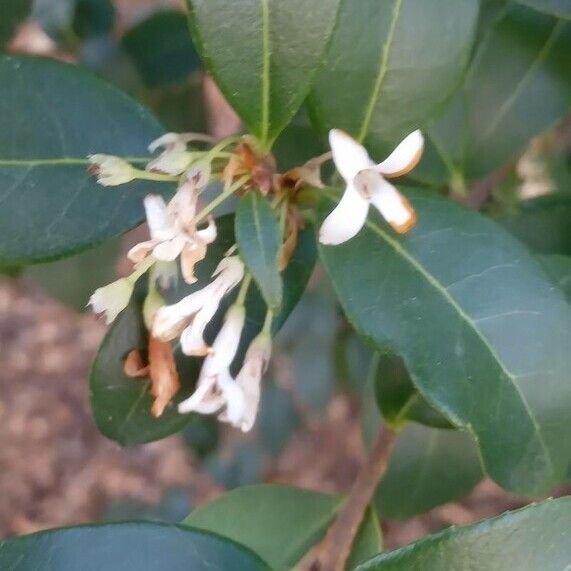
[{"xmin": 303, "ymin": 427, "xmax": 397, "ymax": 571}]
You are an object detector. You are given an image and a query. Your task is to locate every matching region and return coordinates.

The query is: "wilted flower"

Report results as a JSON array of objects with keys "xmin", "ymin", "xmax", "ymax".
[
  {"xmin": 128, "ymin": 179, "xmax": 217, "ymax": 284},
  {"xmin": 319, "ymin": 129, "xmax": 424, "ymax": 245},
  {"xmin": 177, "ymin": 304, "xmax": 247, "ymax": 424},
  {"xmin": 152, "ymin": 256, "xmax": 244, "ymax": 356},
  {"xmin": 88, "ymin": 154, "xmax": 135, "ymax": 186}
]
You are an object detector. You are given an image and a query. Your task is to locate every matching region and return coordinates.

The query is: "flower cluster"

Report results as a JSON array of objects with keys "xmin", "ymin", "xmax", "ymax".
[{"xmin": 86, "ymin": 125, "xmax": 423, "ymax": 431}]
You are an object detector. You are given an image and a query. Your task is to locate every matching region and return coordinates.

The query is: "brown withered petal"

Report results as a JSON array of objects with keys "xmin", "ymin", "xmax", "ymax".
[
  {"xmin": 123, "ymin": 349, "xmax": 149, "ymax": 378},
  {"xmin": 148, "ymin": 335, "xmax": 180, "ymax": 418},
  {"xmin": 278, "ymin": 215, "xmax": 299, "ymax": 271}
]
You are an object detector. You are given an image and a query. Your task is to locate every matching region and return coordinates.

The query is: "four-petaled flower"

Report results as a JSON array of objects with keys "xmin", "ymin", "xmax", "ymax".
[
  {"xmin": 319, "ymin": 128, "xmax": 424, "ymax": 245},
  {"xmin": 128, "ymin": 177, "xmax": 217, "ymax": 285}
]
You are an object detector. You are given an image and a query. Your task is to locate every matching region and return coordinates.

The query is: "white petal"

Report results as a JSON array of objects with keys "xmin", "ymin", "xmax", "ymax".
[
  {"xmin": 144, "ymin": 194, "xmax": 172, "ymax": 240},
  {"xmin": 196, "ymin": 216, "xmax": 217, "ymax": 244},
  {"xmin": 376, "ymin": 130, "xmax": 424, "ymax": 178},
  {"xmin": 152, "ymin": 235, "xmax": 186, "ymax": 261},
  {"xmin": 146, "ymin": 149, "xmax": 193, "ymax": 175},
  {"xmin": 318, "ymin": 182, "xmax": 369, "ymax": 245},
  {"xmin": 201, "ymin": 304, "xmax": 245, "ymax": 377},
  {"xmin": 211, "ymin": 256, "xmax": 245, "ymax": 291},
  {"xmin": 167, "ymin": 181, "xmax": 198, "ymax": 228},
  {"xmin": 152, "ymin": 283, "xmax": 214, "ymax": 340},
  {"xmin": 127, "ymin": 239, "xmax": 159, "ymax": 264},
  {"xmin": 356, "ymin": 169, "xmax": 417, "ymax": 234},
  {"xmin": 88, "ymin": 278, "xmax": 133, "ymax": 324},
  {"xmin": 328, "ymin": 129, "xmax": 374, "ymax": 182},
  {"xmin": 180, "ymin": 297, "xmax": 220, "ymax": 356},
  {"xmin": 177, "ymin": 376, "xmax": 220, "ymax": 414},
  {"xmin": 217, "ymin": 369, "xmax": 246, "ymax": 427},
  {"xmin": 148, "ymin": 133, "xmax": 187, "ymax": 153}
]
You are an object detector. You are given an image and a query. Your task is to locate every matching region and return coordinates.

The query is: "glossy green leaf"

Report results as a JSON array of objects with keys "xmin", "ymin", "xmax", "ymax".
[
  {"xmin": 236, "ymin": 192, "xmax": 282, "ymax": 310},
  {"xmin": 0, "ymin": 522, "xmax": 269, "ymax": 570},
  {"xmin": 539, "ymin": 254, "xmax": 571, "ymax": 300},
  {"xmin": 499, "ymin": 193, "xmax": 571, "ymax": 255},
  {"xmin": 309, "ymin": 0, "xmax": 479, "ymax": 156},
  {"xmin": 184, "ymin": 484, "xmax": 382, "ymax": 570},
  {"xmin": 356, "ymin": 497, "xmax": 571, "ymax": 571},
  {"xmin": 0, "ymin": 0, "xmax": 32, "ymax": 45},
  {"xmin": 372, "ymin": 352, "xmax": 452, "ymax": 430},
  {"xmin": 122, "ymin": 10, "xmax": 201, "ymax": 89},
  {"xmin": 91, "ymin": 216, "xmax": 316, "ymax": 445},
  {"xmin": 0, "ymin": 55, "xmax": 171, "ymax": 265},
  {"xmin": 319, "ymin": 187, "xmax": 571, "ymax": 494},
  {"xmin": 26, "ymin": 238, "xmax": 120, "ymax": 311},
  {"xmin": 416, "ymin": 5, "xmax": 571, "ymax": 185},
  {"xmin": 516, "ymin": 0, "xmax": 571, "ymax": 18},
  {"xmin": 187, "ymin": 0, "xmax": 340, "ymax": 148},
  {"xmin": 362, "ymin": 378, "xmax": 482, "ymax": 520}
]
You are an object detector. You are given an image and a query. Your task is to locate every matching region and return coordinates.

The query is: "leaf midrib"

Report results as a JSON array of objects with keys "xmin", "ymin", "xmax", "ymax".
[
  {"xmin": 260, "ymin": 0, "xmax": 271, "ymax": 146},
  {"xmin": 322, "ymin": 192, "xmax": 553, "ymax": 475},
  {"xmin": 357, "ymin": 0, "xmax": 403, "ymax": 143},
  {"xmin": 0, "ymin": 157, "xmax": 148, "ymax": 166}
]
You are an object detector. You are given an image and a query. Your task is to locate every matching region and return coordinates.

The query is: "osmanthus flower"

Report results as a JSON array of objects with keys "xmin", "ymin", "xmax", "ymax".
[
  {"xmin": 152, "ymin": 255, "xmax": 245, "ymax": 356},
  {"xmin": 88, "ymin": 154, "xmax": 136, "ymax": 186},
  {"xmin": 127, "ymin": 177, "xmax": 217, "ymax": 285},
  {"xmin": 177, "ymin": 304, "xmax": 247, "ymax": 426},
  {"xmin": 319, "ymin": 128, "xmax": 424, "ymax": 245},
  {"xmin": 146, "ymin": 132, "xmax": 215, "ymax": 175}
]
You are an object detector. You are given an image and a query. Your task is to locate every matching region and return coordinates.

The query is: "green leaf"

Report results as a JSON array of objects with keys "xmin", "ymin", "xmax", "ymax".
[
  {"xmin": 0, "ymin": 55, "xmax": 171, "ymax": 265},
  {"xmin": 0, "ymin": 0, "xmax": 32, "ymax": 45},
  {"xmin": 26, "ymin": 237, "xmax": 121, "ymax": 311},
  {"xmin": 73, "ymin": 0, "xmax": 115, "ymax": 39},
  {"xmin": 183, "ymin": 484, "xmax": 382, "ymax": 570},
  {"xmin": 0, "ymin": 522, "xmax": 270, "ymax": 570},
  {"xmin": 356, "ymin": 496, "xmax": 571, "ymax": 571},
  {"xmin": 186, "ymin": 0, "xmax": 340, "ymax": 148},
  {"xmin": 516, "ymin": 0, "xmax": 571, "ymax": 18},
  {"xmin": 416, "ymin": 5, "xmax": 571, "ymax": 185},
  {"xmin": 122, "ymin": 10, "xmax": 201, "ymax": 89},
  {"xmin": 499, "ymin": 193, "xmax": 571, "ymax": 255},
  {"xmin": 362, "ymin": 377, "xmax": 482, "ymax": 520},
  {"xmin": 538, "ymin": 254, "xmax": 571, "ymax": 300},
  {"xmin": 309, "ymin": 0, "xmax": 479, "ymax": 155},
  {"xmin": 372, "ymin": 352, "xmax": 452, "ymax": 430},
  {"xmin": 319, "ymin": 187, "xmax": 571, "ymax": 494},
  {"xmin": 91, "ymin": 215, "xmax": 316, "ymax": 445},
  {"xmin": 236, "ymin": 192, "xmax": 282, "ymax": 310}
]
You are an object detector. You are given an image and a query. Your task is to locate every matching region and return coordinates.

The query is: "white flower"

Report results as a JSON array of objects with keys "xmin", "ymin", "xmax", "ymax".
[
  {"xmin": 147, "ymin": 133, "xmax": 195, "ymax": 175},
  {"xmin": 88, "ymin": 277, "xmax": 133, "ymax": 324},
  {"xmin": 88, "ymin": 154, "xmax": 135, "ymax": 186},
  {"xmin": 178, "ymin": 304, "xmax": 247, "ymax": 422},
  {"xmin": 319, "ymin": 129, "xmax": 424, "ymax": 245},
  {"xmin": 233, "ymin": 333, "xmax": 272, "ymax": 432},
  {"xmin": 152, "ymin": 256, "xmax": 244, "ymax": 355},
  {"xmin": 127, "ymin": 181, "xmax": 217, "ymax": 284}
]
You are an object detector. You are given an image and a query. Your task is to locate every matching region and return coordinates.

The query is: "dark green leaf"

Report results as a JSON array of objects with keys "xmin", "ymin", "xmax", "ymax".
[
  {"xmin": 122, "ymin": 10, "xmax": 201, "ymax": 89},
  {"xmin": 187, "ymin": 0, "xmax": 340, "ymax": 147},
  {"xmin": 0, "ymin": 55, "xmax": 171, "ymax": 264},
  {"xmin": 362, "ymin": 377, "xmax": 482, "ymax": 519},
  {"xmin": 26, "ymin": 237, "xmax": 121, "ymax": 311},
  {"xmin": 319, "ymin": 187, "xmax": 571, "ymax": 494},
  {"xmin": 416, "ymin": 5, "xmax": 571, "ymax": 185},
  {"xmin": 538, "ymin": 254, "xmax": 571, "ymax": 300},
  {"xmin": 372, "ymin": 352, "xmax": 452, "ymax": 430},
  {"xmin": 0, "ymin": 0, "xmax": 32, "ymax": 45},
  {"xmin": 516, "ymin": 0, "xmax": 571, "ymax": 18},
  {"xmin": 0, "ymin": 522, "xmax": 269, "ymax": 570},
  {"xmin": 499, "ymin": 193, "xmax": 571, "ymax": 255},
  {"xmin": 356, "ymin": 497, "xmax": 571, "ymax": 571},
  {"xmin": 91, "ymin": 215, "xmax": 316, "ymax": 445},
  {"xmin": 184, "ymin": 484, "xmax": 382, "ymax": 570},
  {"xmin": 236, "ymin": 192, "xmax": 282, "ymax": 310},
  {"xmin": 73, "ymin": 0, "xmax": 115, "ymax": 39},
  {"xmin": 309, "ymin": 0, "xmax": 479, "ymax": 156}
]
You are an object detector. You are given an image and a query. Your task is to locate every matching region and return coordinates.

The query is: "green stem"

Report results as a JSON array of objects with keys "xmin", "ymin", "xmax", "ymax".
[
  {"xmin": 262, "ymin": 308, "xmax": 274, "ymax": 335},
  {"xmin": 236, "ymin": 273, "xmax": 252, "ymax": 305},
  {"xmin": 194, "ymin": 175, "xmax": 250, "ymax": 223},
  {"xmin": 133, "ymin": 168, "xmax": 180, "ymax": 183}
]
